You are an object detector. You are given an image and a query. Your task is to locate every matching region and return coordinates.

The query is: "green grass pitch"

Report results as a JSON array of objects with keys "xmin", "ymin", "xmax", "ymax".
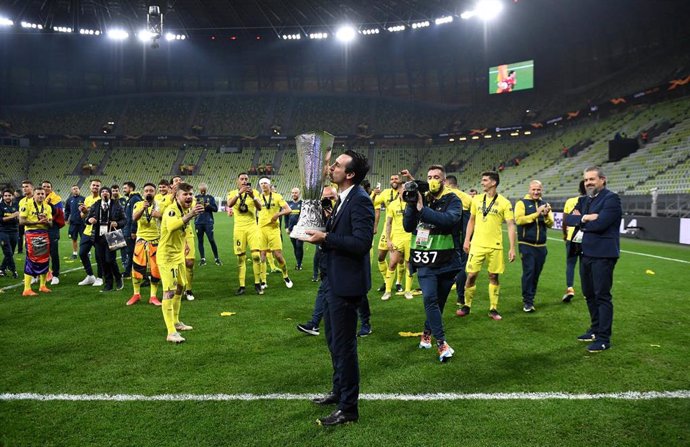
[{"xmin": 1, "ymin": 217, "xmax": 689, "ymax": 446}]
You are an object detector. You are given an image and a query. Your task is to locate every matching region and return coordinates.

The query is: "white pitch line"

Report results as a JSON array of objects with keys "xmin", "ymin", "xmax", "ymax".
[
  {"xmin": 546, "ymin": 236, "xmax": 690, "ymax": 264},
  {"xmin": 1, "ymin": 391, "xmax": 689, "ymax": 402},
  {"xmin": 0, "ymin": 264, "xmax": 89, "ymax": 292}
]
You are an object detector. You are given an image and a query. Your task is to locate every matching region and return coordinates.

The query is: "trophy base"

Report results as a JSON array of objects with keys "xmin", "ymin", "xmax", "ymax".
[{"xmin": 290, "ymin": 225, "xmax": 326, "ymax": 241}]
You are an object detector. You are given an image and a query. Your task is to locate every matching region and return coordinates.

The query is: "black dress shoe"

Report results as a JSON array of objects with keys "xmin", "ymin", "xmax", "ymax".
[
  {"xmin": 317, "ymin": 409, "xmax": 358, "ymax": 426},
  {"xmin": 311, "ymin": 392, "xmax": 339, "ymax": 405}
]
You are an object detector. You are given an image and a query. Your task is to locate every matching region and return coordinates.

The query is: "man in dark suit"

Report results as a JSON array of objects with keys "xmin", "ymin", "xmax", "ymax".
[
  {"xmin": 87, "ymin": 187, "xmax": 126, "ymax": 293},
  {"xmin": 305, "ymin": 150, "xmax": 375, "ymax": 426},
  {"xmin": 565, "ymin": 166, "xmax": 622, "ymax": 353}
]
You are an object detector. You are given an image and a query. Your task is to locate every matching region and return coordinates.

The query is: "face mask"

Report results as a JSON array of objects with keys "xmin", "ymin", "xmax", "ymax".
[
  {"xmin": 429, "ymin": 179, "xmax": 442, "ymax": 194},
  {"xmin": 145, "ymin": 195, "xmax": 154, "ymax": 202}
]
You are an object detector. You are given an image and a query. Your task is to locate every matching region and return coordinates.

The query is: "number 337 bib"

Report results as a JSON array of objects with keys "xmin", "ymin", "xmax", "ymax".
[{"xmin": 410, "ymin": 223, "xmax": 455, "ymax": 268}]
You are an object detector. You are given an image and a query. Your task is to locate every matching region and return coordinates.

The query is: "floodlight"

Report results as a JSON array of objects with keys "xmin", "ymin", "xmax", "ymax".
[
  {"xmin": 164, "ymin": 32, "xmax": 175, "ymax": 41},
  {"xmin": 139, "ymin": 30, "xmax": 154, "ymax": 42},
  {"xmin": 475, "ymin": 0, "xmax": 503, "ymax": 21},
  {"xmin": 435, "ymin": 16, "xmax": 454, "ymax": 25},
  {"xmin": 0, "ymin": 17, "xmax": 14, "ymax": 27},
  {"xmin": 107, "ymin": 29, "xmax": 129, "ymax": 40},
  {"xmin": 460, "ymin": 11, "xmax": 474, "ymax": 20},
  {"xmin": 387, "ymin": 25, "xmax": 405, "ymax": 33},
  {"xmin": 335, "ymin": 25, "xmax": 356, "ymax": 43}
]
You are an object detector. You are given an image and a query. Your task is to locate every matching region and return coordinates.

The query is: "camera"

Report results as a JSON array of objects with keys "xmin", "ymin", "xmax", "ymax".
[
  {"xmin": 321, "ymin": 198, "xmax": 334, "ymax": 213},
  {"xmin": 402, "ymin": 180, "xmax": 429, "ymax": 203}
]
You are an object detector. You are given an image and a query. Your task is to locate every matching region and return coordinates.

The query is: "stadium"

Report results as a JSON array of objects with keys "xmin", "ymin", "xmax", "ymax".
[{"xmin": 0, "ymin": 0, "xmax": 689, "ymax": 444}]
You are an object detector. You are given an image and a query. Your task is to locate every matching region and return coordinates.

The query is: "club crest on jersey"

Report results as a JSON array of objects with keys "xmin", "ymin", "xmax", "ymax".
[
  {"xmin": 168, "ymin": 210, "xmax": 175, "ymax": 217},
  {"xmin": 21, "ymin": 207, "xmax": 26, "ymax": 212}
]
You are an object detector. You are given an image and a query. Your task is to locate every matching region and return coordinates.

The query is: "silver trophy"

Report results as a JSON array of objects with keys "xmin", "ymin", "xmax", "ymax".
[{"xmin": 290, "ymin": 131, "xmax": 334, "ymax": 240}]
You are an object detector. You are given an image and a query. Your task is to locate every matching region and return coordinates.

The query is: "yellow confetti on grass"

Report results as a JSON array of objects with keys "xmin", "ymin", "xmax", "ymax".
[
  {"xmin": 399, "ymin": 331, "xmax": 424, "ymax": 337},
  {"xmin": 645, "ymin": 269, "xmax": 655, "ymax": 275},
  {"xmin": 220, "ymin": 312, "xmax": 237, "ymax": 317}
]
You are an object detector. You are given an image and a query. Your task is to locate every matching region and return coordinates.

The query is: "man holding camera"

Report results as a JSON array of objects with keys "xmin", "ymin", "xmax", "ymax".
[
  {"xmin": 514, "ymin": 180, "xmax": 554, "ymax": 312},
  {"xmin": 227, "ymin": 173, "xmax": 263, "ymax": 295},
  {"xmin": 459, "ymin": 171, "xmax": 516, "ymax": 321},
  {"xmin": 403, "ymin": 165, "xmax": 463, "ymax": 362}
]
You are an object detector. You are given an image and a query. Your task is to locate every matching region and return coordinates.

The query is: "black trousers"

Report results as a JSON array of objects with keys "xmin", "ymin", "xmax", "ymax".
[
  {"xmin": 322, "ymin": 276, "xmax": 361, "ymax": 416},
  {"xmin": 289, "ymin": 237, "xmax": 304, "ymax": 267},
  {"xmin": 0, "ymin": 232, "xmax": 17, "ymax": 272},
  {"xmin": 519, "ymin": 244, "xmax": 547, "ymax": 307},
  {"xmin": 48, "ymin": 230, "xmax": 60, "ymax": 276},
  {"xmin": 79, "ymin": 236, "xmax": 103, "ymax": 278},
  {"xmin": 196, "ymin": 223, "xmax": 219, "ymax": 259},
  {"xmin": 94, "ymin": 236, "xmax": 121, "ymax": 288},
  {"xmin": 580, "ymin": 256, "xmax": 617, "ymax": 343}
]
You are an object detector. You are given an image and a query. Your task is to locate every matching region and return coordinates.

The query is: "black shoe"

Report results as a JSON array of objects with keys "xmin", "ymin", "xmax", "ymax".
[
  {"xmin": 311, "ymin": 392, "xmax": 339, "ymax": 405},
  {"xmin": 297, "ymin": 323, "xmax": 319, "ymax": 336},
  {"xmin": 255, "ymin": 283, "xmax": 264, "ymax": 295},
  {"xmin": 377, "ymin": 283, "xmax": 386, "ymax": 292},
  {"xmin": 12, "ymin": 271, "xmax": 18, "ymax": 279},
  {"xmin": 0, "ymin": 270, "xmax": 5, "ymax": 277},
  {"xmin": 395, "ymin": 283, "xmax": 403, "ymax": 293},
  {"xmin": 215, "ymin": 258, "xmax": 222, "ymax": 266},
  {"xmin": 141, "ymin": 277, "xmax": 151, "ymax": 287},
  {"xmin": 200, "ymin": 258, "xmax": 207, "ymax": 266},
  {"xmin": 70, "ymin": 254, "xmax": 78, "ymax": 260},
  {"xmin": 100, "ymin": 286, "xmax": 114, "ymax": 293},
  {"xmin": 235, "ymin": 287, "xmax": 246, "ymax": 296},
  {"xmin": 122, "ymin": 273, "xmax": 131, "ymax": 279},
  {"xmin": 317, "ymin": 409, "xmax": 358, "ymax": 426},
  {"xmin": 358, "ymin": 324, "xmax": 372, "ymax": 337},
  {"xmin": 311, "ymin": 277, "xmax": 318, "ymax": 282},
  {"xmin": 115, "ymin": 277, "xmax": 124, "ymax": 290}
]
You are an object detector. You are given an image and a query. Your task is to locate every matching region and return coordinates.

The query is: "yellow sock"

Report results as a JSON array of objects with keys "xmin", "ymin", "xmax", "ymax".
[
  {"xmin": 378, "ymin": 260, "xmax": 388, "ymax": 283},
  {"xmin": 278, "ymin": 258, "xmax": 288, "ymax": 278},
  {"xmin": 397, "ymin": 262, "xmax": 405, "ymax": 286},
  {"xmin": 267, "ymin": 253, "xmax": 276, "ymax": 271},
  {"xmin": 465, "ymin": 285, "xmax": 476, "ymax": 307},
  {"xmin": 405, "ymin": 272, "xmax": 413, "ymax": 293},
  {"xmin": 260, "ymin": 260, "xmax": 267, "ymax": 283},
  {"xmin": 385, "ymin": 268, "xmax": 396, "ymax": 293},
  {"xmin": 251, "ymin": 253, "xmax": 261, "ymax": 284},
  {"xmin": 39, "ymin": 274, "xmax": 47, "ymax": 288},
  {"xmin": 133, "ymin": 277, "xmax": 141, "ymax": 295},
  {"xmin": 237, "ymin": 255, "xmax": 247, "ymax": 287},
  {"xmin": 185, "ymin": 265, "xmax": 193, "ymax": 292},
  {"xmin": 172, "ymin": 293, "xmax": 182, "ymax": 323},
  {"xmin": 489, "ymin": 284, "xmax": 500, "ymax": 310},
  {"xmin": 150, "ymin": 282, "xmax": 158, "ymax": 298},
  {"xmin": 162, "ymin": 299, "xmax": 176, "ymax": 335},
  {"xmin": 23, "ymin": 274, "xmax": 32, "ymax": 292}
]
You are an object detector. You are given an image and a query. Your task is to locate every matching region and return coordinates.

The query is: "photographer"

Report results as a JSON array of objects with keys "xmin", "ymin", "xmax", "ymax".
[{"xmin": 403, "ymin": 164, "xmax": 463, "ymax": 362}]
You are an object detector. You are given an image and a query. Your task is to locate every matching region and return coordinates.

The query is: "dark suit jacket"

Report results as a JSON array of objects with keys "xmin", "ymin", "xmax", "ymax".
[
  {"xmin": 87, "ymin": 200, "xmax": 126, "ymax": 238},
  {"xmin": 564, "ymin": 188, "xmax": 621, "ymax": 258},
  {"xmin": 321, "ymin": 185, "xmax": 375, "ymax": 297}
]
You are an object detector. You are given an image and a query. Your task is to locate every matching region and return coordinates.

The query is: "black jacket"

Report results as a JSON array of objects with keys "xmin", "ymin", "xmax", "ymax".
[{"xmin": 87, "ymin": 200, "xmax": 126, "ymax": 238}]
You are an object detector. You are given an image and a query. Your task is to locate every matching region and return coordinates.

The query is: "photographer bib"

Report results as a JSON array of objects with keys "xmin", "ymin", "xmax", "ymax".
[{"xmin": 410, "ymin": 223, "xmax": 455, "ymax": 268}]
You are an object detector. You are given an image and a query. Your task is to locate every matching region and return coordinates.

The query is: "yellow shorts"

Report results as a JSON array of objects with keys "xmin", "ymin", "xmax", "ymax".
[
  {"xmin": 378, "ymin": 232, "xmax": 389, "ymax": 251},
  {"xmin": 259, "ymin": 226, "xmax": 283, "ymax": 251},
  {"xmin": 466, "ymin": 246, "xmax": 505, "ymax": 274},
  {"xmin": 234, "ymin": 226, "xmax": 260, "ymax": 255},
  {"xmin": 159, "ymin": 261, "xmax": 187, "ymax": 292},
  {"xmin": 390, "ymin": 233, "xmax": 411, "ymax": 261}
]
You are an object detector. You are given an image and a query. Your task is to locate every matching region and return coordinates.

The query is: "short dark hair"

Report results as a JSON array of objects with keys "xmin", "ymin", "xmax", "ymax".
[
  {"xmin": 111, "ymin": 184, "xmax": 120, "ymax": 190},
  {"xmin": 124, "ymin": 181, "xmax": 136, "ymax": 190},
  {"xmin": 469, "ymin": 188, "xmax": 478, "ymax": 194},
  {"xmin": 176, "ymin": 182, "xmax": 193, "ymax": 193},
  {"xmin": 578, "ymin": 180, "xmax": 586, "ymax": 195},
  {"xmin": 361, "ymin": 179, "xmax": 371, "ymax": 190},
  {"xmin": 3, "ymin": 189, "xmax": 13, "ymax": 195},
  {"xmin": 41, "ymin": 180, "xmax": 52, "ymax": 186},
  {"xmin": 446, "ymin": 175, "xmax": 458, "ymax": 186},
  {"xmin": 237, "ymin": 172, "xmax": 248, "ymax": 178},
  {"xmin": 428, "ymin": 164, "xmax": 446, "ymax": 174},
  {"xmin": 143, "ymin": 183, "xmax": 156, "ymax": 190},
  {"xmin": 21, "ymin": 180, "xmax": 33, "ymax": 186},
  {"xmin": 343, "ymin": 150, "xmax": 369, "ymax": 185},
  {"xmin": 90, "ymin": 178, "xmax": 102, "ymax": 184},
  {"xmin": 158, "ymin": 179, "xmax": 170, "ymax": 186},
  {"xmin": 481, "ymin": 171, "xmax": 500, "ymax": 187}
]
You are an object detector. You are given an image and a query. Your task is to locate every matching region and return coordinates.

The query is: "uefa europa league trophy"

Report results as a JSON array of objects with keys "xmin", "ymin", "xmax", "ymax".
[{"xmin": 290, "ymin": 131, "xmax": 334, "ymax": 241}]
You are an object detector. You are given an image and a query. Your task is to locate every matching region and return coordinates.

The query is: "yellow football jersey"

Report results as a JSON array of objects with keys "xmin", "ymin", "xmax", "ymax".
[
  {"xmin": 470, "ymin": 193, "xmax": 514, "ymax": 249},
  {"xmin": 386, "ymin": 197, "xmax": 408, "ymax": 238},
  {"xmin": 449, "ymin": 187, "xmax": 472, "ymax": 211},
  {"xmin": 257, "ymin": 192, "xmax": 287, "ymax": 228},
  {"xmin": 158, "ymin": 202, "xmax": 189, "ymax": 265},
  {"xmin": 374, "ymin": 188, "xmax": 400, "ymax": 211},
  {"xmin": 82, "ymin": 194, "xmax": 100, "ymax": 236},
  {"xmin": 227, "ymin": 189, "xmax": 261, "ymax": 229},
  {"xmin": 133, "ymin": 200, "xmax": 160, "ymax": 241},
  {"xmin": 19, "ymin": 199, "xmax": 53, "ymax": 231},
  {"xmin": 563, "ymin": 196, "xmax": 580, "ymax": 241}
]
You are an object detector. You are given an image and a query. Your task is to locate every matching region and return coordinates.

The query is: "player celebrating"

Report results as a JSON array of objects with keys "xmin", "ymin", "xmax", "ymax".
[
  {"xmin": 459, "ymin": 171, "xmax": 516, "ymax": 320},
  {"xmin": 227, "ymin": 173, "xmax": 263, "ymax": 295},
  {"xmin": 373, "ymin": 173, "xmax": 405, "ymax": 292},
  {"xmin": 18, "ymin": 187, "xmax": 53, "ymax": 296},
  {"xmin": 381, "ymin": 192, "xmax": 414, "ymax": 300},
  {"xmin": 158, "ymin": 183, "xmax": 203, "ymax": 343},
  {"xmin": 127, "ymin": 183, "xmax": 162, "ymax": 306},
  {"xmin": 257, "ymin": 178, "xmax": 293, "ymax": 289}
]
